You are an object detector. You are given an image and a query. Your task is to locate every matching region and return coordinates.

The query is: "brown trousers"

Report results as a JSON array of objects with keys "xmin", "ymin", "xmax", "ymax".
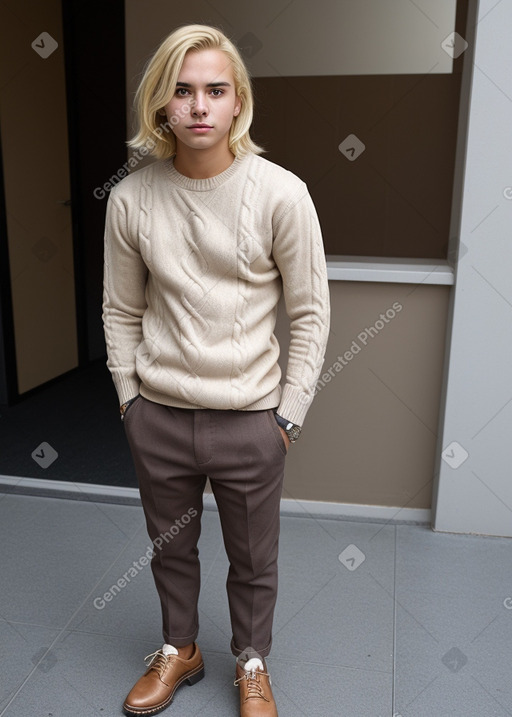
[{"xmin": 123, "ymin": 396, "xmax": 286, "ymax": 659}]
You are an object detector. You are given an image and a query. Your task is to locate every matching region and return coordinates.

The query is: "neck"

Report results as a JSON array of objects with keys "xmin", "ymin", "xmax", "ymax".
[{"xmin": 173, "ymin": 144, "xmax": 235, "ymax": 179}]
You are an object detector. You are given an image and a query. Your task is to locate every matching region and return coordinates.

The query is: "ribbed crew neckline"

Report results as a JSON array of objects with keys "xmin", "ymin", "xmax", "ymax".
[{"xmin": 164, "ymin": 155, "xmax": 247, "ymax": 191}]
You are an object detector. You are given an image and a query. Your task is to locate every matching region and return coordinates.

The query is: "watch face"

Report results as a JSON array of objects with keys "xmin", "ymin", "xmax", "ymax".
[{"xmin": 287, "ymin": 425, "xmax": 302, "ymax": 442}]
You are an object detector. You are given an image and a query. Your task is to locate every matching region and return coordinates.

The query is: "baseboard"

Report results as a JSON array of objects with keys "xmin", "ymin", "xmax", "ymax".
[
  {"xmin": 0, "ymin": 475, "xmax": 431, "ymax": 524},
  {"xmin": 0, "ymin": 474, "xmax": 143, "ymax": 505},
  {"xmin": 278, "ymin": 496, "xmax": 431, "ymax": 524}
]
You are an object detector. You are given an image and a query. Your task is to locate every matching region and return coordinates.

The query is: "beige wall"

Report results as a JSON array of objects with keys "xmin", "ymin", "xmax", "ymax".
[
  {"xmin": 0, "ymin": 0, "xmax": 78, "ymax": 393},
  {"xmin": 276, "ymin": 281, "xmax": 449, "ymax": 508}
]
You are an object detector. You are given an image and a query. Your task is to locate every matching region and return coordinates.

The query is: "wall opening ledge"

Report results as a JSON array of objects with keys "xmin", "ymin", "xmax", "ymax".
[{"xmin": 326, "ymin": 255, "xmax": 455, "ymax": 285}]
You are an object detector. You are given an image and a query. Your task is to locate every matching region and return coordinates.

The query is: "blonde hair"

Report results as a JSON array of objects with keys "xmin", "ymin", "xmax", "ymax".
[{"xmin": 128, "ymin": 24, "xmax": 263, "ymax": 159}]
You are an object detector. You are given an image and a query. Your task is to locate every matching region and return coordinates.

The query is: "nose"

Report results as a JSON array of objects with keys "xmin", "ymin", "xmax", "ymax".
[{"xmin": 192, "ymin": 92, "xmax": 208, "ymax": 117}]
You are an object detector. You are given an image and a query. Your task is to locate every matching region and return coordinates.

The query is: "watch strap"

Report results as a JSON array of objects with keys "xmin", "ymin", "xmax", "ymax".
[{"xmin": 274, "ymin": 412, "xmax": 302, "ymax": 442}]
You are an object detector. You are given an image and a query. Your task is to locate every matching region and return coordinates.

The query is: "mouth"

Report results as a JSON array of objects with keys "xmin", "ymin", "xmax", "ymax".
[{"xmin": 187, "ymin": 123, "xmax": 213, "ymax": 129}]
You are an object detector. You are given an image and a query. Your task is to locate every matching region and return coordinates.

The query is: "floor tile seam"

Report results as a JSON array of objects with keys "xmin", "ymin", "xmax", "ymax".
[
  {"xmin": 0, "ymin": 617, "xmax": 68, "ymax": 631},
  {"xmin": 469, "ymin": 673, "xmax": 512, "ymax": 716},
  {"xmin": 392, "ymin": 585, "xmax": 502, "ymax": 601},
  {"xmin": 185, "ymin": 649, "xmax": 395, "ymax": 676},
  {"xmin": 25, "ymin": 632, "xmax": 397, "ymax": 677},
  {"xmin": 260, "ymin": 656, "xmax": 394, "ymax": 675},
  {"xmin": 51, "ymin": 628, "xmax": 235, "ymax": 656},
  {"xmin": 270, "ymin": 572, "xmax": 340, "ymax": 643},
  {"xmin": 392, "ymin": 524, "xmax": 398, "ymax": 715},
  {"xmin": 43, "ymin": 626, "xmax": 171, "ymax": 646}
]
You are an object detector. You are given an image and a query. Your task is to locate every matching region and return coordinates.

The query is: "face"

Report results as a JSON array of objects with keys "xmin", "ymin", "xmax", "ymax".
[{"xmin": 162, "ymin": 48, "xmax": 241, "ymax": 156}]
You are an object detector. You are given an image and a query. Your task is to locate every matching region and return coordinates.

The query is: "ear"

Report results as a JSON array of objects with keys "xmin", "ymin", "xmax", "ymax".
[
  {"xmin": 233, "ymin": 96, "xmax": 242, "ymax": 117},
  {"xmin": 157, "ymin": 108, "xmax": 167, "ymax": 116}
]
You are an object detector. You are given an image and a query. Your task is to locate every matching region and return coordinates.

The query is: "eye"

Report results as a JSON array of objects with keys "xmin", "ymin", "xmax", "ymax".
[
  {"xmin": 210, "ymin": 88, "xmax": 224, "ymax": 97},
  {"xmin": 175, "ymin": 87, "xmax": 190, "ymax": 96}
]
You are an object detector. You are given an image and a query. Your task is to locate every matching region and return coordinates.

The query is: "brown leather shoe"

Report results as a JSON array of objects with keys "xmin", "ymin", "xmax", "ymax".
[
  {"xmin": 234, "ymin": 659, "xmax": 278, "ymax": 717},
  {"xmin": 123, "ymin": 643, "xmax": 204, "ymax": 715}
]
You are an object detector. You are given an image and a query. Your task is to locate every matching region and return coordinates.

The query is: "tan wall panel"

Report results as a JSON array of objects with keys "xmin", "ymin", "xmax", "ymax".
[
  {"xmin": 275, "ymin": 281, "xmax": 450, "ymax": 508},
  {"xmin": 0, "ymin": 0, "xmax": 78, "ymax": 392}
]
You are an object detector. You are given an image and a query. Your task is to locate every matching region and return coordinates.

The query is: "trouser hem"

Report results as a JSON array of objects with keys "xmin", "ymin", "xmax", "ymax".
[
  {"xmin": 231, "ymin": 637, "xmax": 273, "ymax": 660},
  {"xmin": 163, "ymin": 629, "xmax": 199, "ymax": 647}
]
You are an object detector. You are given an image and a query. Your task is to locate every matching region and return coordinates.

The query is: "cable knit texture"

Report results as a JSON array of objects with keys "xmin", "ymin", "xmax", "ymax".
[{"xmin": 102, "ymin": 152, "xmax": 330, "ymax": 426}]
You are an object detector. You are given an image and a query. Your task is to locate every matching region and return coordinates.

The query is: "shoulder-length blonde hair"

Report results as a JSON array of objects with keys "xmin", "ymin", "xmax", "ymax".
[{"xmin": 128, "ymin": 24, "xmax": 263, "ymax": 159}]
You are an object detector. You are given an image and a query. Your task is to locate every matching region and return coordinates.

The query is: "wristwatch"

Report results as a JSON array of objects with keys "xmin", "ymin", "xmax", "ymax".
[
  {"xmin": 120, "ymin": 395, "xmax": 139, "ymax": 420},
  {"xmin": 274, "ymin": 412, "xmax": 302, "ymax": 443}
]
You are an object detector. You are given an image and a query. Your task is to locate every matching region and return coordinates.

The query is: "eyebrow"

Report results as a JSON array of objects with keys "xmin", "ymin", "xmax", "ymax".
[{"xmin": 176, "ymin": 81, "xmax": 232, "ymax": 88}]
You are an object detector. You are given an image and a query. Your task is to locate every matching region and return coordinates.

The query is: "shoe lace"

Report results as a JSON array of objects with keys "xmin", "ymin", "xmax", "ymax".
[
  {"xmin": 234, "ymin": 668, "xmax": 272, "ymax": 700},
  {"xmin": 143, "ymin": 649, "xmax": 171, "ymax": 678}
]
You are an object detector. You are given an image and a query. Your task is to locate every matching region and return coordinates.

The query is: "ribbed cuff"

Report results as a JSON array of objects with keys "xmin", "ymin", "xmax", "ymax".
[
  {"xmin": 113, "ymin": 374, "xmax": 141, "ymax": 407},
  {"xmin": 277, "ymin": 384, "xmax": 314, "ymax": 427}
]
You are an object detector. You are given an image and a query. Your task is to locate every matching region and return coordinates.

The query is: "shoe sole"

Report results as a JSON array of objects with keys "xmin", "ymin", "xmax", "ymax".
[{"xmin": 123, "ymin": 663, "xmax": 205, "ymax": 716}]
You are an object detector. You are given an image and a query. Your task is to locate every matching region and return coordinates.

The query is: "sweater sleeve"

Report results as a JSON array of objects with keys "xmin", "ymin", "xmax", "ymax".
[
  {"xmin": 272, "ymin": 184, "xmax": 331, "ymax": 426},
  {"xmin": 102, "ymin": 190, "xmax": 148, "ymax": 405}
]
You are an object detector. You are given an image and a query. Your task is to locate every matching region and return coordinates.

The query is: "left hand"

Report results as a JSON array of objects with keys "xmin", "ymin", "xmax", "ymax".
[{"xmin": 278, "ymin": 426, "xmax": 291, "ymax": 451}]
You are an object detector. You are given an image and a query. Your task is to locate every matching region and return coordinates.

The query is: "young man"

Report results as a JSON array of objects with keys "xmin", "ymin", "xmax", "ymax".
[{"xmin": 102, "ymin": 24, "xmax": 330, "ymax": 717}]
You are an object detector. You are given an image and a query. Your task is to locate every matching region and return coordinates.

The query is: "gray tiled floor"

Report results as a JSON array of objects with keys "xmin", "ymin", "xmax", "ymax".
[{"xmin": 1, "ymin": 493, "xmax": 512, "ymax": 716}]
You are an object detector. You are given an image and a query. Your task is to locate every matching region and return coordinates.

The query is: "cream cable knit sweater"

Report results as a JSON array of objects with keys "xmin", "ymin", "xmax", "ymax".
[{"xmin": 102, "ymin": 152, "xmax": 330, "ymax": 426}]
